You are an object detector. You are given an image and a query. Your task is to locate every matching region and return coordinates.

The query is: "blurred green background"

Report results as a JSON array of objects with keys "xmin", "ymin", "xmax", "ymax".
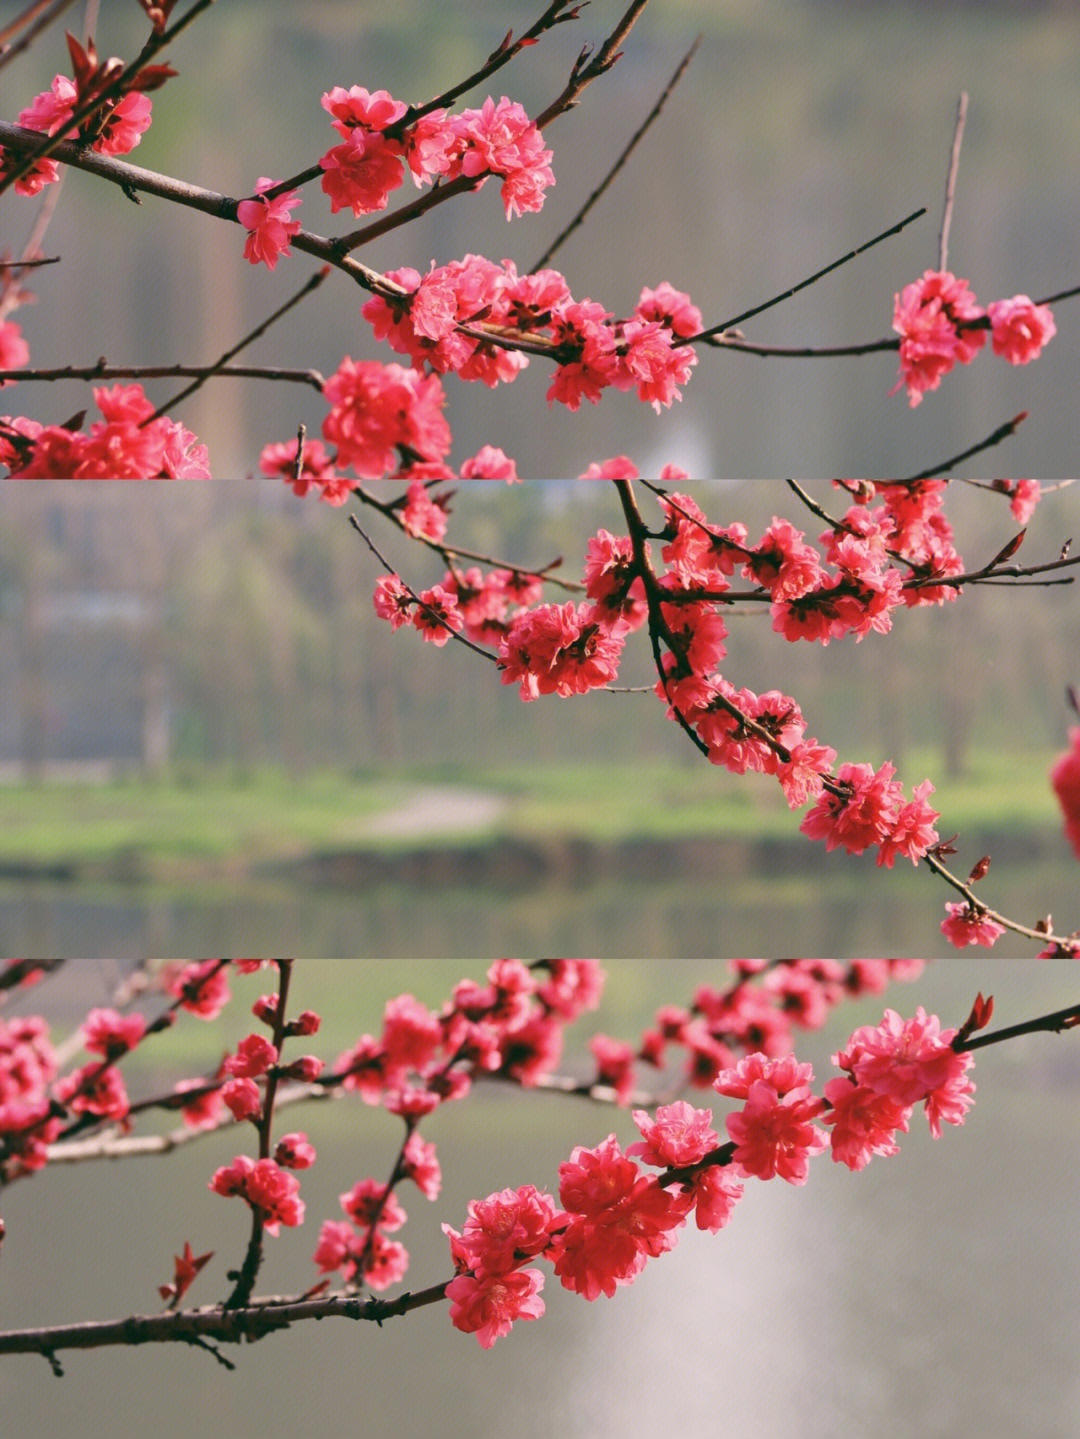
[{"xmin": 0, "ymin": 480, "xmax": 1076, "ymax": 956}]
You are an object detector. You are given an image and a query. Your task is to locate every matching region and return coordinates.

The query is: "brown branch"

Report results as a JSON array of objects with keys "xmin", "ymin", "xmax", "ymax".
[
  {"xmin": 0, "ymin": 1283, "xmax": 452, "ymax": 1365},
  {"xmin": 0, "ymin": 362, "xmax": 326, "ymax": 390}
]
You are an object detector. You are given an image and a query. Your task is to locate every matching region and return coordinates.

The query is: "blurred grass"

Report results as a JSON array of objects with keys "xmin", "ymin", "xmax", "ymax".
[{"xmin": 0, "ymin": 746, "xmax": 1064, "ymax": 874}]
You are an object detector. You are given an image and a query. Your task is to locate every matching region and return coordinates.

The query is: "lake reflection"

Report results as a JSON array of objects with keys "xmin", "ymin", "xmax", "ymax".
[
  {"xmin": 1, "ymin": 841, "xmax": 1076, "ymax": 957},
  {"xmin": 1, "ymin": 963, "xmax": 1078, "ymax": 1439}
]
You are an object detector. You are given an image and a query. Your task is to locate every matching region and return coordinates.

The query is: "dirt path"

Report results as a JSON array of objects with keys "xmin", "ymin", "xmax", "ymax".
[{"xmin": 364, "ymin": 785, "xmax": 509, "ymax": 840}]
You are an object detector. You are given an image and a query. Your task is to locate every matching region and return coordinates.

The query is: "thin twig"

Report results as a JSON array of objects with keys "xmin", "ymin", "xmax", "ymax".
[
  {"xmin": 939, "ymin": 92, "xmax": 968, "ymax": 272},
  {"xmin": 141, "ymin": 265, "xmax": 332, "ymax": 425},
  {"xmin": 691, "ymin": 207, "xmax": 927, "ymax": 343},
  {"xmin": 902, "ymin": 411, "xmax": 1026, "ymax": 481},
  {"xmin": 530, "ymin": 34, "xmax": 701, "ymax": 272}
]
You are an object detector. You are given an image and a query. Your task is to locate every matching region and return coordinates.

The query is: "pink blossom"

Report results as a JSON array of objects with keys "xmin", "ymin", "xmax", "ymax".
[
  {"xmin": 363, "ymin": 1230, "xmax": 409, "ymax": 1290},
  {"xmin": 822, "ymin": 1076, "xmax": 910, "ymax": 1170},
  {"xmin": 613, "ymin": 318, "xmax": 697, "ymax": 412},
  {"xmin": 380, "ymin": 993, "xmax": 442, "ymax": 1075},
  {"xmin": 535, "ymin": 960, "xmax": 605, "ymax": 1020},
  {"xmin": 447, "ymin": 1267, "xmax": 545, "ymax": 1347},
  {"xmin": 987, "ymin": 295, "xmax": 1055, "ymax": 364},
  {"xmin": 321, "ymin": 86, "xmax": 407, "ymax": 138},
  {"xmin": 401, "ymin": 1132, "xmax": 442, "ymax": 1200},
  {"xmin": 722, "ymin": 1075, "xmax": 827, "ymax": 1185},
  {"xmin": 0, "ymin": 320, "xmax": 29, "ymax": 387},
  {"xmin": 54, "ymin": 1063, "xmax": 130, "ymax": 1121},
  {"xmin": 94, "ymin": 91, "xmax": 153, "ymax": 156},
  {"xmin": 459, "ymin": 445, "xmax": 518, "ymax": 480},
  {"xmin": 635, "ymin": 281, "xmax": 703, "ymax": 339},
  {"xmin": 688, "ymin": 1166, "xmax": 744, "ymax": 1232},
  {"xmin": 940, "ymin": 901, "xmax": 1005, "ymax": 949},
  {"xmin": 588, "ymin": 1034, "xmax": 636, "ymax": 1104},
  {"xmin": 1051, "ymin": 727, "xmax": 1080, "ymax": 859},
  {"xmin": 173, "ymin": 1078, "xmax": 224, "ymax": 1130},
  {"xmin": 224, "ymin": 1033, "xmax": 277, "ymax": 1078},
  {"xmin": 274, "ymin": 1132, "xmax": 316, "ymax": 1169},
  {"xmin": 550, "ymin": 1135, "xmax": 690, "ymax": 1299},
  {"xmin": 80, "ymin": 1008, "xmax": 146, "ymax": 1059},
  {"xmin": 221, "ymin": 1077, "xmax": 262, "ymax": 1122},
  {"xmin": 237, "ymin": 178, "xmax": 302, "ymax": 270},
  {"xmin": 450, "ymin": 96, "xmax": 554, "ymax": 219},
  {"xmin": 161, "ymin": 961, "xmax": 230, "ymax": 1018},
  {"xmin": 876, "ymin": 779, "xmax": 940, "ymax": 868},
  {"xmin": 891, "ymin": 269, "xmax": 986, "ymax": 406},
  {"xmin": 835, "ymin": 1008, "xmax": 976, "ymax": 1136},
  {"xmin": 243, "ymin": 1158, "xmax": 305, "ymax": 1233},
  {"xmin": 627, "ymin": 1100, "xmax": 719, "ymax": 1168},
  {"xmin": 322, "ymin": 359, "xmax": 451, "ymax": 478},
  {"xmin": 799, "ymin": 761, "xmax": 905, "ymax": 855},
  {"xmin": 455, "ymin": 1185, "xmax": 560, "ymax": 1277},
  {"xmin": 373, "ymin": 575, "xmax": 414, "ymax": 631},
  {"xmin": 341, "ymin": 1179, "xmax": 407, "ymax": 1232},
  {"xmin": 0, "ymin": 1016, "xmax": 57, "ymax": 1104},
  {"xmin": 320, "ymin": 127, "xmax": 405, "ymax": 215},
  {"xmin": 412, "ymin": 585, "xmax": 464, "ymax": 646},
  {"xmin": 400, "ymin": 480, "xmax": 449, "ymax": 542},
  {"xmin": 0, "ymin": 146, "xmax": 60, "ymax": 196},
  {"xmin": 498, "ymin": 601, "xmax": 626, "ymax": 700},
  {"xmin": 17, "ymin": 75, "xmax": 77, "ymax": 134},
  {"xmin": 1004, "ymin": 479, "xmax": 1042, "ymax": 524},
  {"xmin": 402, "ymin": 109, "xmax": 459, "ymax": 187}
]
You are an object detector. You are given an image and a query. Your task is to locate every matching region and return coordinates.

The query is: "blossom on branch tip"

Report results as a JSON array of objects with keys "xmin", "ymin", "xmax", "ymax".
[{"xmin": 987, "ymin": 296, "xmax": 1055, "ymax": 364}]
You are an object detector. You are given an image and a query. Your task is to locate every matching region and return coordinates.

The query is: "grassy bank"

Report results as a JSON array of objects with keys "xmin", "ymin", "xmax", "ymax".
[{"xmin": 0, "ymin": 748, "xmax": 1066, "ymax": 880}]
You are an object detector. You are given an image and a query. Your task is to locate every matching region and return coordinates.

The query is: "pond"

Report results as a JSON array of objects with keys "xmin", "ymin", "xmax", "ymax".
[{"xmin": 1, "ymin": 832, "xmax": 1075, "ymax": 957}]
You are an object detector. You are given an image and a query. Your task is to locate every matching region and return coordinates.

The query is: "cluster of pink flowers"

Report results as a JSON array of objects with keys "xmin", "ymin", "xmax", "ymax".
[
  {"xmin": 447, "ymin": 998, "xmax": 976, "ymax": 1347},
  {"xmin": 313, "ymin": 961, "xmax": 604, "ymax": 1294},
  {"xmin": 257, "ymin": 273, "xmax": 702, "ymax": 485},
  {"xmin": 234, "ymin": 85, "xmax": 554, "ymax": 275},
  {"xmin": 892, "ymin": 269, "xmax": 1055, "ymax": 406},
  {"xmin": 0, "ymin": 27, "xmax": 176, "ymax": 203},
  {"xmin": 209, "ymin": 1154, "xmax": 306, "ymax": 1234},
  {"xmin": 373, "ymin": 558, "xmax": 546, "ymax": 650},
  {"xmin": 362, "ymin": 260, "xmax": 700, "ymax": 413},
  {"xmin": 0, "ymin": 1013, "xmax": 60, "ymax": 1178},
  {"xmin": 360, "ymin": 478, "xmax": 1075, "ymax": 945},
  {"xmin": 319, "ymin": 87, "xmax": 554, "ymax": 222},
  {"xmin": 332, "ymin": 960, "xmax": 605, "ymax": 1114},
  {"xmin": 313, "ymin": 1177, "xmax": 412, "ymax": 1291},
  {"xmin": 0, "ymin": 382, "xmax": 210, "ymax": 477},
  {"xmin": 598, "ymin": 959, "xmax": 925, "ymax": 1101},
  {"xmin": 365, "ymin": 482, "xmax": 965, "ymax": 872}
]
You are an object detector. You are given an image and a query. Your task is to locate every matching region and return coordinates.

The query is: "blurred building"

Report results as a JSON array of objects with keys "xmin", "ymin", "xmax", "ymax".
[{"xmin": 0, "ymin": 487, "xmax": 225, "ymax": 778}]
